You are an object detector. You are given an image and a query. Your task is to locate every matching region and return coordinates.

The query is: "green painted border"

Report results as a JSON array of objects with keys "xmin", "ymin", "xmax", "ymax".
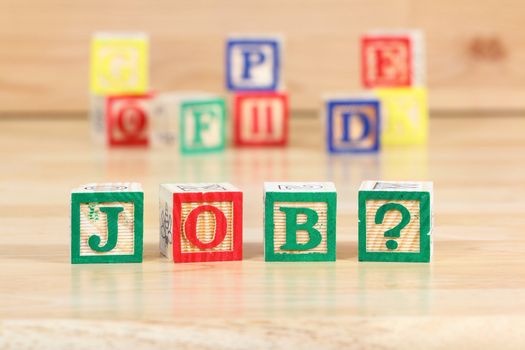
[
  {"xmin": 358, "ymin": 190, "xmax": 431, "ymax": 263},
  {"xmin": 71, "ymin": 191, "xmax": 144, "ymax": 264},
  {"xmin": 179, "ymin": 98, "xmax": 226, "ymax": 155},
  {"xmin": 265, "ymin": 191, "xmax": 337, "ymax": 262}
]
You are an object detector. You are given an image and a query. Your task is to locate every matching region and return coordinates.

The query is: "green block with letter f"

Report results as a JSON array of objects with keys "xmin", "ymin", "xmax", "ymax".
[{"xmin": 180, "ymin": 98, "xmax": 226, "ymax": 154}]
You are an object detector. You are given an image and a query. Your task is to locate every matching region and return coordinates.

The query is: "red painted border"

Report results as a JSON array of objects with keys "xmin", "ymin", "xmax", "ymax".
[
  {"xmin": 361, "ymin": 36, "xmax": 412, "ymax": 88},
  {"xmin": 106, "ymin": 93, "xmax": 153, "ymax": 147},
  {"xmin": 233, "ymin": 92, "xmax": 289, "ymax": 147},
  {"xmin": 172, "ymin": 191, "xmax": 243, "ymax": 263}
]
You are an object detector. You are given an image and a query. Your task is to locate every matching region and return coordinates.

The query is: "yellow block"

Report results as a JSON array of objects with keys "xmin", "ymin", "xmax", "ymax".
[
  {"xmin": 90, "ymin": 33, "xmax": 148, "ymax": 94},
  {"xmin": 376, "ymin": 87, "xmax": 428, "ymax": 146}
]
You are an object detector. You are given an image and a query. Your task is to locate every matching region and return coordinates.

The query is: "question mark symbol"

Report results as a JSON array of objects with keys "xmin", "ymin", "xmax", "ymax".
[{"xmin": 375, "ymin": 203, "xmax": 411, "ymax": 250}]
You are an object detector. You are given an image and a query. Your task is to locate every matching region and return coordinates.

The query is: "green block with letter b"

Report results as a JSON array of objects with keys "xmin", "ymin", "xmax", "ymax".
[{"xmin": 264, "ymin": 182, "xmax": 337, "ymax": 262}]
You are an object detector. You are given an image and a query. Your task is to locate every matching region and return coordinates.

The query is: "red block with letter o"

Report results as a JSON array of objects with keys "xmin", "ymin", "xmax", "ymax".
[
  {"xmin": 106, "ymin": 94, "xmax": 152, "ymax": 146},
  {"xmin": 234, "ymin": 92, "xmax": 289, "ymax": 147},
  {"xmin": 159, "ymin": 183, "xmax": 243, "ymax": 263}
]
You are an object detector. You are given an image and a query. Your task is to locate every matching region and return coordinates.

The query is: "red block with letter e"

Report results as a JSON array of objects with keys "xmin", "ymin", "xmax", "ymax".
[
  {"xmin": 159, "ymin": 183, "xmax": 243, "ymax": 263},
  {"xmin": 234, "ymin": 92, "xmax": 289, "ymax": 146},
  {"xmin": 106, "ymin": 94, "xmax": 152, "ymax": 146},
  {"xmin": 361, "ymin": 30, "xmax": 424, "ymax": 88}
]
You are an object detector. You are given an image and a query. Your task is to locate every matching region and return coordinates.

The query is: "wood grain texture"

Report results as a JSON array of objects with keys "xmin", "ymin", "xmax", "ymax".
[
  {"xmin": 364, "ymin": 199, "xmax": 421, "ymax": 253},
  {"xmin": 2, "ymin": 0, "xmax": 525, "ymax": 113},
  {"xmin": 79, "ymin": 202, "xmax": 135, "ymax": 256},
  {"xmin": 0, "ymin": 114, "xmax": 525, "ymax": 348},
  {"xmin": 180, "ymin": 201, "xmax": 234, "ymax": 253},
  {"xmin": 272, "ymin": 201, "xmax": 328, "ymax": 254}
]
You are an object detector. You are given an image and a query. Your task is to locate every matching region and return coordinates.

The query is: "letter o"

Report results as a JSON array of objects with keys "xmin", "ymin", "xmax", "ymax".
[{"xmin": 184, "ymin": 205, "xmax": 227, "ymax": 250}]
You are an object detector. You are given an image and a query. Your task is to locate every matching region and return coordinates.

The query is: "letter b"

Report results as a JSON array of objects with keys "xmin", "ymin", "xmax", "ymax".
[{"xmin": 279, "ymin": 207, "xmax": 322, "ymax": 251}]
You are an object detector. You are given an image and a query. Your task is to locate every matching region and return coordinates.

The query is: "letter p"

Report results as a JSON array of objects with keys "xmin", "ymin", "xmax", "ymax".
[{"xmin": 241, "ymin": 49, "xmax": 266, "ymax": 80}]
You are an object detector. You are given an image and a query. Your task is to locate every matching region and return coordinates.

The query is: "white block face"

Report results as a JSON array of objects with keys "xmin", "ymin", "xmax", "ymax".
[
  {"xmin": 227, "ymin": 38, "xmax": 280, "ymax": 90},
  {"xmin": 239, "ymin": 96, "xmax": 286, "ymax": 142},
  {"xmin": 90, "ymin": 95, "xmax": 106, "ymax": 144},
  {"xmin": 161, "ymin": 183, "xmax": 240, "ymax": 194},
  {"xmin": 159, "ymin": 186, "xmax": 174, "ymax": 260},
  {"xmin": 359, "ymin": 180, "xmax": 433, "ymax": 193},
  {"xmin": 73, "ymin": 182, "xmax": 143, "ymax": 193},
  {"xmin": 264, "ymin": 182, "xmax": 337, "ymax": 193},
  {"xmin": 182, "ymin": 103, "xmax": 223, "ymax": 149},
  {"xmin": 151, "ymin": 95, "xmax": 177, "ymax": 145}
]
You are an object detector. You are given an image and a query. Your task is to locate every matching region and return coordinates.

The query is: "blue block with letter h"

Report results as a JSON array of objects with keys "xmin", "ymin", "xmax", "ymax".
[
  {"xmin": 326, "ymin": 97, "xmax": 381, "ymax": 153},
  {"xmin": 226, "ymin": 37, "xmax": 281, "ymax": 91}
]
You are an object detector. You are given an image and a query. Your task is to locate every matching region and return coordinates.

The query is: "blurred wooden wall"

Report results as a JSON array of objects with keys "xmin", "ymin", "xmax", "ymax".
[{"xmin": 1, "ymin": 0, "xmax": 525, "ymax": 114}]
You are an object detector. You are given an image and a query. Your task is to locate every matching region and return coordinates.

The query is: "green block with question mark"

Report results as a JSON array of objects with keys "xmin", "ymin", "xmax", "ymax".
[{"xmin": 358, "ymin": 180, "xmax": 433, "ymax": 262}]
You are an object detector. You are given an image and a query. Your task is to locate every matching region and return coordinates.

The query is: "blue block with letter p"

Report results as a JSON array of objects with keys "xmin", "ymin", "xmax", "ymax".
[{"xmin": 226, "ymin": 36, "xmax": 281, "ymax": 92}]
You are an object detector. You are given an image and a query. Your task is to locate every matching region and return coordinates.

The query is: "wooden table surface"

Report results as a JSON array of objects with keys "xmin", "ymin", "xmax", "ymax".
[{"xmin": 1, "ymin": 115, "xmax": 524, "ymax": 349}]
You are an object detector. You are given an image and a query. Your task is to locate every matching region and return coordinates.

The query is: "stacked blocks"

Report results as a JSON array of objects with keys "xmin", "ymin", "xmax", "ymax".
[
  {"xmin": 361, "ymin": 30, "xmax": 424, "ymax": 88},
  {"xmin": 89, "ymin": 32, "xmax": 150, "ymax": 146},
  {"xmin": 70, "ymin": 183, "xmax": 144, "ymax": 264},
  {"xmin": 358, "ymin": 180, "xmax": 433, "ymax": 263},
  {"xmin": 264, "ymin": 182, "xmax": 337, "ymax": 262},
  {"xmin": 159, "ymin": 183, "xmax": 243, "ymax": 263},
  {"xmin": 150, "ymin": 93, "xmax": 179, "ymax": 146},
  {"xmin": 325, "ymin": 96, "xmax": 381, "ymax": 153},
  {"xmin": 234, "ymin": 92, "xmax": 289, "ymax": 146},
  {"xmin": 226, "ymin": 35, "xmax": 289, "ymax": 147},
  {"xmin": 360, "ymin": 30, "xmax": 428, "ymax": 146},
  {"xmin": 376, "ymin": 88, "xmax": 428, "ymax": 146}
]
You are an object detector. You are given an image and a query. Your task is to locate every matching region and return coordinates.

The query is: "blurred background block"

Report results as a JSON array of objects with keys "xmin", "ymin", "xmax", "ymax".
[{"xmin": 1, "ymin": 0, "xmax": 525, "ymax": 114}]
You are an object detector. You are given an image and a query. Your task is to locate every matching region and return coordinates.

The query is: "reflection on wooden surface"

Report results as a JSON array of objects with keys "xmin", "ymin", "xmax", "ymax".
[{"xmin": 0, "ymin": 115, "xmax": 524, "ymax": 348}]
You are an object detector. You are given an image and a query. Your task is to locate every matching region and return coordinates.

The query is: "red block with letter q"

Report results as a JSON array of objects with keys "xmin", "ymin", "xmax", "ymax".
[
  {"xmin": 106, "ymin": 94, "xmax": 153, "ymax": 146},
  {"xmin": 159, "ymin": 183, "xmax": 243, "ymax": 263},
  {"xmin": 234, "ymin": 92, "xmax": 289, "ymax": 147}
]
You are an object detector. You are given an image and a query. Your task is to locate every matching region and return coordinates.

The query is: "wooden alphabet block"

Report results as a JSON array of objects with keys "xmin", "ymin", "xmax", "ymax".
[
  {"xmin": 180, "ymin": 96, "xmax": 226, "ymax": 154},
  {"xmin": 226, "ymin": 35, "xmax": 282, "ymax": 91},
  {"xmin": 361, "ymin": 30, "xmax": 424, "ymax": 88},
  {"xmin": 358, "ymin": 180, "xmax": 433, "ymax": 263},
  {"xmin": 234, "ymin": 92, "xmax": 289, "ymax": 146},
  {"xmin": 70, "ymin": 183, "xmax": 144, "ymax": 264},
  {"xmin": 159, "ymin": 183, "xmax": 243, "ymax": 263},
  {"xmin": 325, "ymin": 95, "xmax": 381, "ymax": 153},
  {"xmin": 89, "ymin": 94, "xmax": 106, "ymax": 145},
  {"xmin": 90, "ymin": 32, "xmax": 149, "ymax": 95},
  {"xmin": 376, "ymin": 87, "xmax": 428, "ymax": 145},
  {"xmin": 150, "ymin": 92, "xmax": 179, "ymax": 146},
  {"xmin": 264, "ymin": 182, "xmax": 337, "ymax": 262},
  {"xmin": 106, "ymin": 94, "xmax": 152, "ymax": 146}
]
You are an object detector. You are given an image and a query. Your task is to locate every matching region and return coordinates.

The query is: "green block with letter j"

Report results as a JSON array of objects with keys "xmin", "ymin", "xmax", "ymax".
[{"xmin": 70, "ymin": 183, "xmax": 144, "ymax": 264}]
